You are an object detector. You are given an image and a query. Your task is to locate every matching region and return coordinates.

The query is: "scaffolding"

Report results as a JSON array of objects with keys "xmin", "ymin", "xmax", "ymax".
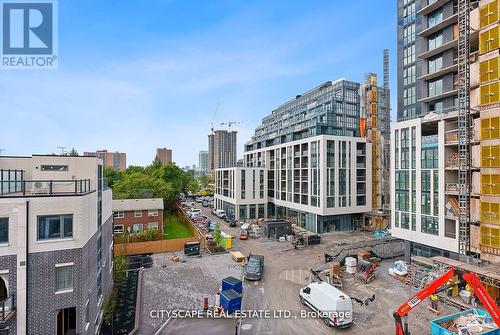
[
  {"xmin": 457, "ymin": 0, "xmax": 472, "ymax": 261},
  {"xmin": 362, "ymin": 50, "xmax": 391, "ymax": 230}
]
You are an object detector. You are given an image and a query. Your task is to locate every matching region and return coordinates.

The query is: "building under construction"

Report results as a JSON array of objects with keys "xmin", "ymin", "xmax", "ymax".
[
  {"xmin": 392, "ymin": 0, "xmax": 500, "ymax": 270},
  {"xmin": 360, "ymin": 50, "xmax": 392, "ymax": 230}
]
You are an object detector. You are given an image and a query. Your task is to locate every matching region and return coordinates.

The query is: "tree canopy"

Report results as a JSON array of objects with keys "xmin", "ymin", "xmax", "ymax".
[{"xmin": 105, "ymin": 158, "xmax": 199, "ymax": 209}]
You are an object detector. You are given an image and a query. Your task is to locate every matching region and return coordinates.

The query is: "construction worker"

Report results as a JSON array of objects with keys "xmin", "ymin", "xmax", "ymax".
[
  {"xmin": 465, "ymin": 283, "xmax": 473, "ymax": 304},
  {"xmin": 446, "ymin": 279, "xmax": 454, "ymax": 297},
  {"xmin": 430, "ymin": 294, "xmax": 439, "ymax": 311}
]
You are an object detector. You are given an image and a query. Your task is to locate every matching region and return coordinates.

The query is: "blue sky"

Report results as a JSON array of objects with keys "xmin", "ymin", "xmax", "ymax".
[{"xmin": 0, "ymin": 0, "xmax": 397, "ymax": 167}]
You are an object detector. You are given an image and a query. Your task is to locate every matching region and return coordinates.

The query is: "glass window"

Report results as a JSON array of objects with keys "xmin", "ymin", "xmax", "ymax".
[
  {"xmin": 113, "ymin": 225, "xmax": 124, "ymax": 234},
  {"xmin": 56, "ymin": 265, "xmax": 73, "ymax": 292},
  {"xmin": 428, "ymin": 9, "xmax": 443, "ymax": 27},
  {"xmin": 0, "ymin": 218, "xmax": 7, "ymax": 243},
  {"xmin": 113, "ymin": 211, "xmax": 124, "ymax": 219},
  {"xmin": 147, "ymin": 209, "xmax": 158, "ymax": 217},
  {"xmin": 403, "ymin": 3, "xmax": 416, "ymax": 25},
  {"xmin": 403, "ymin": 65, "xmax": 416, "ymax": 86},
  {"xmin": 403, "ymin": 24, "xmax": 416, "ymax": 45},
  {"xmin": 37, "ymin": 215, "xmax": 73, "ymax": 240},
  {"xmin": 429, "ymin": 78, "xmax": 443, "ymax": 96},
  {"xmin": 403, "ymin": 86, "xmax": 416, "ymax": 106},
  {"xmin": 133, "ymin": 224, "xmax": 143, "ymax": 232},
  {"xmin": 147, "ymin": 222, "xmax": 158, "ymax": 230},
  {"xmin": 428, "ymin": 55, "xmax": 443, "ymax": 74},
  {"xmin": 40, "ymin": 165, "xmax": 68, "ymax": 172},
  {"xmin": 134, "ymin": 210, "xmax": 142, "ymax": 217},
  {"xmin": 403, "ymin": 44, "xmax": 416, "ymax": 66},
  {"xmin": 428, "ymin": 31, "xmax": 443, "ymax": 50}
]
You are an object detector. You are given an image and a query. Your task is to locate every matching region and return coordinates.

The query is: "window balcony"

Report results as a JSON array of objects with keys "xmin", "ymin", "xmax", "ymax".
[
  {"xmin": 418, "ymin": 0, "xmax": 448, "ymax": 16},
  {"xmin": 418, "ymin": 38, "xmax": 458, "ymax": 60},
  {"xmin": 418, "ymin": 63, "xmax": 458, "ymax": 82},
  {"xmin": 0, "ymin": 179, "xmax": 93, "ymax": 197},
  {"xmin": 418, "ymin": 13, "xmax": 458, "ymax": 38}
]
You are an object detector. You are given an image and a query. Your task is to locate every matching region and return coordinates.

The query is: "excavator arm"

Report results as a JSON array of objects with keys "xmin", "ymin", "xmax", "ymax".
[{"xmin": 393, "ymin": 267, "xmax": 500, "ymax": 335}]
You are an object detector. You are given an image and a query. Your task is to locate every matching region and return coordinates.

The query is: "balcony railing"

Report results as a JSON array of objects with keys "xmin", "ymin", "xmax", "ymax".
[{"xmin": 0, "ymin": 179, "xmax": 93, "ymax": 197}]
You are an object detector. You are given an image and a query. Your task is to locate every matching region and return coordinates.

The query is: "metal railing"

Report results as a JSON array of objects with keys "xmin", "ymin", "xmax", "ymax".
[{"xmin": 0, "ymin": 179, "xmax": 93, "ymax": 196}]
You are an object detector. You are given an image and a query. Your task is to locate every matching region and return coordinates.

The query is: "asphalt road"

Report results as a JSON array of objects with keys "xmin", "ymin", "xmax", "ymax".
[{"xmin": 194, "ymin": 203, "xmax": 449, "ymax": 335}]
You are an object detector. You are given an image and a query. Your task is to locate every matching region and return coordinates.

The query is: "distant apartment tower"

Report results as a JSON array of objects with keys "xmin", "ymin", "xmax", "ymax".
[
  {"xmin": 84, "ymin": 150, "xmax": 126, "ymax": 171},
  {"xmin": 156, "ymin": 148, "xmax": 172, "ymax": 164},
  {"xmin": 199, "ymin": 151, "xmax": 209, "ymax": 173},
  {"xmin": 208, "ymin": 130, "xmax": 237, "ymax": 176},
  {"xmin": 0, "ymin": 155, "xmax": 113, "ymax": 334}
]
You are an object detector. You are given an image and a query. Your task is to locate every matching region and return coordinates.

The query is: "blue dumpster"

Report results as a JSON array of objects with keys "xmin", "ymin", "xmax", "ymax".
[
  {"xmin": 219, "ymin": 289, "xmax": 241, "ymax": 314},
  {"xmin": 430, "ymin": 308, "xmax": 499, "ymax": 335},
  {"xmin": 222, "ymin": 276, "xmax": 243, "ymax": 294}
]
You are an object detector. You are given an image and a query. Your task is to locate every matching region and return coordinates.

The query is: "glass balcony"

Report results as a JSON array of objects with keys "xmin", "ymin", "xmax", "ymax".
[{"xmin": 0, "ymin": 179, "xmax": 93, "ymax": 197}]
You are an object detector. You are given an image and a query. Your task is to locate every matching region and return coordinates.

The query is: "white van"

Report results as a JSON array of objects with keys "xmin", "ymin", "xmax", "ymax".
[
  {"xmin": 299, "ymin": 282, "xmax": 353, "ymax": 328},
  {"xmin": 215, "ymin": 209, "xmax": 226, "ymax": 218}
]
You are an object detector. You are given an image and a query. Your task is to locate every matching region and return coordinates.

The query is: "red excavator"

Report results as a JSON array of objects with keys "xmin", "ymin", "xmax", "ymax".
[{"xmin": 393, "ymin": 267, "xmax": 500, "ymax": 335}]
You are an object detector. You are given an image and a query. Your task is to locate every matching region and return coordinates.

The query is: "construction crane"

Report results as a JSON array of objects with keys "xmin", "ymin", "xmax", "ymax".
[
  {"xmin": 211, "ymin": 102, "xmax": 219, "ymax": 134},
  {"xmin": 57, "ymin": 146, "xmax": 66, "ymax": 155},
  {"xmin": 393, "ymin": 267, "xmax": 500, "ymax": 335},
  {"xmin": 220, "ymin": 121, "xmax": 242, "ymax": 131}
]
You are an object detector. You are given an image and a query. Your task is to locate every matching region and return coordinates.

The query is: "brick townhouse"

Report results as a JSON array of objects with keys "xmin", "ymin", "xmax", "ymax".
[{"xmin": 112, "ymin": 199, "xmax": 164, "ymax": 234}]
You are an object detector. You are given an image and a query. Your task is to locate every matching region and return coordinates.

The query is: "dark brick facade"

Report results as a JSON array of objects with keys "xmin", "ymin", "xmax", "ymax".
[
  {"xmin": 0, "ymin": 255, "xmax": 17, "ymax": 335},
  {"xmin": 27, "ymin": 215, "xmax": 113, "ymax": 335}
]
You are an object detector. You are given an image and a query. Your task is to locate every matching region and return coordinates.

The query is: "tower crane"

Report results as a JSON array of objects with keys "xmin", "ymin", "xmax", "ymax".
[
  {"xmin": 220, "ymin": 121, "xmax": 242, "ymax": 131},
  {"xmin": 211, "ymin": 102, "xmax": 219, "ymax": 134}
]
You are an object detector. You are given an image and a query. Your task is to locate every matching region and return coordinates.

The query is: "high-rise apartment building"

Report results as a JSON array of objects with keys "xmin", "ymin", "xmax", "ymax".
[
  {"xmin": 156, "ymin": 148, "xmax": 172, "ymax": 164},
  {"xmin": 392, "ymin": 0, "xmax": 499, "ymax": 264},
  {"xmin": 84, "ymin": 150, "xmax": 126, "ymax": 171},
  {"xmin": 215, "ymin": 79, "xmax": 386, "ymax": 233},
  {"xmin": 208, "ymin": 130, "xmax": 237, "ymax": 177},
  {"xmin": 199, "ymin": 151, "xmax": 208, "ymax": 174},
  {"xmin": 0, "ymin": 155, "xmax": 113, "ymax": 334}
]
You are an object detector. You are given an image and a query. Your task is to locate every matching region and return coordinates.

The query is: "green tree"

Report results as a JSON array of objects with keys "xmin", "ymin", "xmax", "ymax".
[
  {"xmin": 198, "ymin": 175, "xmax": 212, "ymax": 189},
  {"xmin": 213, "ymin": 223, "xmax": 223, "ymax": 247},
  {"xmin": 125, "ymin": 165, "xmax": 145, "ymax": 174},
  {"xmin": 112, "ymin": 172, "xmax": 156, "ymax": 199},
  {"xmin": 104, "ymin": 167, "xmax": 124, "ymax": 188},
  {"xmin": 188, "ymin": 179, "xmax": 200, "ymax": 195},
  {"xmin": 68, "ymin": 148, "xmax": 79, "ymax": 156}
]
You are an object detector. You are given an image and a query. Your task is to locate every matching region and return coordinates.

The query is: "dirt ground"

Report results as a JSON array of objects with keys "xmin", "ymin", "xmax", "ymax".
[{"xmin": 138, "ymin": 204, "xmax": 461, "ymax": 335}]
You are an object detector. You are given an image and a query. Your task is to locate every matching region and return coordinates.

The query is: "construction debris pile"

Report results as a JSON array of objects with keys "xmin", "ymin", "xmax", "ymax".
[{"xmin": 438, "ymin": 310, "xmax": 498, "ymax": 335}]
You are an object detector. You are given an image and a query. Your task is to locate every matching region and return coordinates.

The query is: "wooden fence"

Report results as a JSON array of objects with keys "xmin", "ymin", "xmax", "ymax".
[
  {"xmin": 114, "ymin": 208, "xmax": 205, "ymax": 256},
  {"xmin": 114, "ymin": 236, "xmax": 204, "ymax": 256}
]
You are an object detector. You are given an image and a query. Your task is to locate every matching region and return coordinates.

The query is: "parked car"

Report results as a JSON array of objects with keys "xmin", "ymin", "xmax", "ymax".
[
  {"xmin": 188, "ymin": 209, "xmax": 202, "ymax": 218},
  {"xmin": 215, "ymin": 209, "xmax": 226, "ymax": 218},
  {"xmin": 239, "ymin": 223, "xmax": 251, "ymax": 240},
  {"xmin": 211, "ymin": 208, "xmax": 218, "ymax": 215},
  {"xmin": 299, "ymin": 282, "xmax": 353, "ymax": 328},
  {"xmin": 202, "ymin": 201, "xmax": 209, "ymax": 207},
  {"xmin": 228, "ymin": 219, "xmax": 237, "ymax": 227},
  {"xmin": 244, "ymin": 254, "xmax": 264, "ymax": 281},
  {"xmin": 195, "ymin": 197, "xmax": 203, "ymax": 203}
]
